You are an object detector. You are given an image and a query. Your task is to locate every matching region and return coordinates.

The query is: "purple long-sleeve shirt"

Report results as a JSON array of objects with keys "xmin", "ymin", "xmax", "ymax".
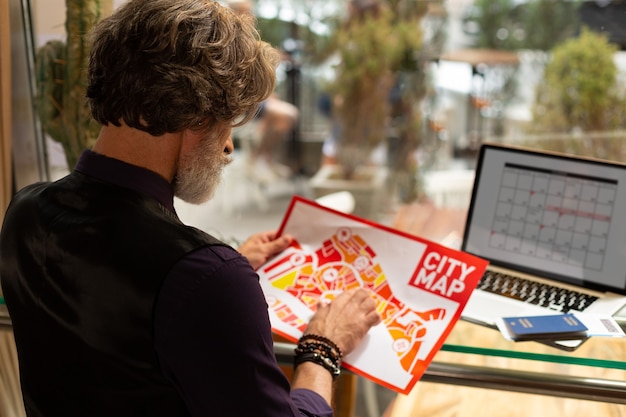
[{"xmin": 75, "ymin": 150, "xmax": 333, "ymax": 417}]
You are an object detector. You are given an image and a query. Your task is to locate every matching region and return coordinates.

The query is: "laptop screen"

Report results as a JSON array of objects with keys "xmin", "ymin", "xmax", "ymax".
[{"xmin": 462, "ymin": 143, "xmax": 626, "ymax": 295}]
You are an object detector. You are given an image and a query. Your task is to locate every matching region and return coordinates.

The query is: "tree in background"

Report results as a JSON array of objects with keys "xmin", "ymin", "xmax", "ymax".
[
  {"xmin": 462, "ymin": 0, "xmax": 518, "ymax": 50},
  {"xmin": 518, "ymin": 0, "xmax": 580, "ymax": 51},
  {"xmin": 462, "ymin": 0, "xmax": 579, "ymax": 52},
  {"xmin": 531, "ymin": 28, "xmax": 626, "ymax": 133},
  {"xmin": 306, "ymin": 0, "xmax": 446, "ymax": 204}
]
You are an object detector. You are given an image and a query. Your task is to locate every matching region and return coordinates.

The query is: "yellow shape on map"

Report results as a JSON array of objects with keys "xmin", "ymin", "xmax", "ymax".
[{"xmin": 271, "ymin": 270, "xmax": 299, "ymax": 290}]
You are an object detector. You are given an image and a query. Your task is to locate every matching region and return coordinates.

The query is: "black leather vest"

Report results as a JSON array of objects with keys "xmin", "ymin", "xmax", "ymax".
[{"xmin": 0, "ymin": 171, "xmax": 225, "ymax": 416}]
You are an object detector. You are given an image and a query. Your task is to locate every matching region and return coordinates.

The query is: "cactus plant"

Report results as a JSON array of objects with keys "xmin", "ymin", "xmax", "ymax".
[{"xmin": 35, "ymin": 0, "xmax": 106, "ymax": 170}]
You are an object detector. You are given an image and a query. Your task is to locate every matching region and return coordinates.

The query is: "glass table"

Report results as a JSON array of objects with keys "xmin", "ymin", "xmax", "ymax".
[
  {"xmin": 274, "ymin": 321, "xmax": 626, "ymax": 404},
  {"xmin": 392, "ymin": 202, "xmax": 625, "ymax": 411},
  {"xmin": 275, "ymin": 320, "xmax": 626, "ymax": 416}
]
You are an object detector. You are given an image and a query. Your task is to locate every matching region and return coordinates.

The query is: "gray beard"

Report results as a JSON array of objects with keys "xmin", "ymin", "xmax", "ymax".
[{"xmin": 173, "ymin": 138, "xmax": 231, "ymax": 204}]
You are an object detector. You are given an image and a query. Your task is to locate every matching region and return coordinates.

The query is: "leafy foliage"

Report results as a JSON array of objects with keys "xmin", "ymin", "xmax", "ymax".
[
  {"xmin": 531, "ymin": 28, "xmax": 626, "ymax": 133},
  {"xmin": 464, "ymin": 0, "xmax": 579, "ymax": 51},
  {"xmin": 518, "ymin": 0, "xmax": 580, "ymax": 51},
  {"xmin": 318, "ymin": 0, "xmax": 430, "ymax": 179}
]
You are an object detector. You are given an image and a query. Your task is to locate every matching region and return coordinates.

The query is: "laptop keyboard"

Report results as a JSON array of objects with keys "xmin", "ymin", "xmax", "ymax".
[{"xmin": 478, "ymin": 271, "xmax": 599, "ymax": 313}]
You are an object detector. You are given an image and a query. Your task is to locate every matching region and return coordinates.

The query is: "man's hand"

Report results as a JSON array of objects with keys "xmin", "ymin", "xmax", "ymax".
[
  {"xmin": 291, "ymin": 288, "xmax": 381, "ymax": 404},
  {"xmin": 237, "ymin": 230, "xmax": 292, "ymax": 270},
  {"xmin": 304, "ymin": 288, "xmax": 382, "ymax": 356}
]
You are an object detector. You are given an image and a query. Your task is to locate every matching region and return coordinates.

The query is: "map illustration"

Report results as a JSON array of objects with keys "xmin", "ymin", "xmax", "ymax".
[
  {"xmin": 262, "ymin": 227, "xmax": 446, "ymax": 374},
  {"xmin": 257, "ymin": 196, "xmax": 489, "ymax": 393}
]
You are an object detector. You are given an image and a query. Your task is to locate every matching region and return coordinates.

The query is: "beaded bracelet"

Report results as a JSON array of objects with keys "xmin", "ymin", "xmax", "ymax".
[
  {"xmin": 293, "ymin": 334, "xmax": 343, "ymax": 379},
  {"xmin": 294, "ymin": 351, "xmax": 341, "ymax": 378},
  {"xmin": 298, "ymin": 334, "xmax": 343, "ymax": 360}
]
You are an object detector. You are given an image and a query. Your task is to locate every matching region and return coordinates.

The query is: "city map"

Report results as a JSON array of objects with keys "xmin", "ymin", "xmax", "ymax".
[{"xmin": 257, "ymin": 196, "xmax": 489, "ymax": 393}]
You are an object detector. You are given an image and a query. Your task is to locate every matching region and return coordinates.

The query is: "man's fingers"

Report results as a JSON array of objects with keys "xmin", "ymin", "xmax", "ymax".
[
  {"xmin": 365, "ymin": 309, "xmax": 382, "ymax": 327},
  {"xmin": 271, "ymin": 235, "xmax": 292, "ymax": 250}
]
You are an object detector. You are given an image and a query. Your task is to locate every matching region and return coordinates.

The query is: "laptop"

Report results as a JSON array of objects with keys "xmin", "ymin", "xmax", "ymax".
[{"xmin": 460, "ymin": 143, "xmax": 626, "ymax": 349}]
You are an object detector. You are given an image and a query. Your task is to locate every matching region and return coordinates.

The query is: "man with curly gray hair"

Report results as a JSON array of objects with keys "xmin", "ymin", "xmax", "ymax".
[{"xmin": 0, "ymin": 1, "xmax": 381, "ymax": 416}]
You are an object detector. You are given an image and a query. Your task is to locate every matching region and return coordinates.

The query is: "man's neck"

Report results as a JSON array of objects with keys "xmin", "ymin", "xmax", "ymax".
[{"xmin": 92, "ymin": 123, "xmax": 183, "ymax": 182}]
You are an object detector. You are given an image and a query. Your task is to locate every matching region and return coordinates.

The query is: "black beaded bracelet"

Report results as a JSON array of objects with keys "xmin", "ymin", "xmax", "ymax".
[{"xmin": 293, "ymin": 351, "xmax": 341, "ymax": 379}]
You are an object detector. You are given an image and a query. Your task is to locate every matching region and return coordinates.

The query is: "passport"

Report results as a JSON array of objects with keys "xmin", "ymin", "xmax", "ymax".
[{"xmin": 502, "ymin": 313, "xmax": 589, "ymax": 341}]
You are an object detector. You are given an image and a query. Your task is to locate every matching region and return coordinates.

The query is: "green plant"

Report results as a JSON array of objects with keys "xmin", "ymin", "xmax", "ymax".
[
  {"xmin": 463, "ymin": 0, "xmax": 579, "ymax": 51},
  {"xmin": 519, "ymin": 0, "xmax": 579, "ymax": 51},
  {"xmin": 530, "ymin": 27, "xmax": 626, "ymax": 133},
  {"xmin": 35, "ymin": 0, "xmax": 106, "ymax": 170},
  {"xmin": 319, "ymin": 0, "xmax": 435, "ymax": 188}
]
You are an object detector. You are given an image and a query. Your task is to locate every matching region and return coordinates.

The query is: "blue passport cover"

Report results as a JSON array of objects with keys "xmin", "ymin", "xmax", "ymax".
[{"xmin": 503, "ymin": 313, "xmax": 588, "ymax": 340}]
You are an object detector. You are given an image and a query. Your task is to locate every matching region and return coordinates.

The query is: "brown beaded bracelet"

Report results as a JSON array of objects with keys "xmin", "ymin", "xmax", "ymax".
[
  {"xmin": 298, "ymin": 334, "xmax": 343, "ymax": 359},
  {"xmin": 295, "ymin": 340, "xmax": 342, "ymax": 362}
]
